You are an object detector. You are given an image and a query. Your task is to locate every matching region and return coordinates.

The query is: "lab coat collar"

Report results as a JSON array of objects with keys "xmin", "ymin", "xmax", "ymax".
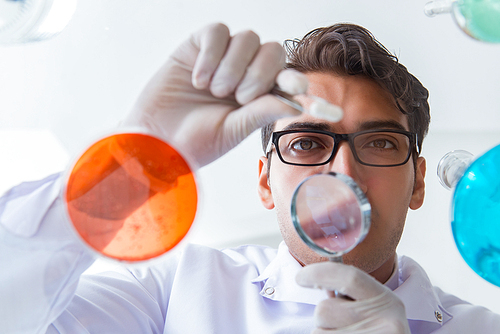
[
  {"xmin": 251, "ymin": 242, "xmax": 453, "ymax": 327},
  {"xmin": 394, "ymin": 256, "xmax": 453, "ymax": 326},
  {"xmin": 250, "ymin": 241, "xmax": 327, "ymax": 304}
]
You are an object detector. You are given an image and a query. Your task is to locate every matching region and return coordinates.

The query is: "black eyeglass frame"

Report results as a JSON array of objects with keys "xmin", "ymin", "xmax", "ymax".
[{"xmin": 266, "ymin": 128, "xmax": 419, "ymax": 168}]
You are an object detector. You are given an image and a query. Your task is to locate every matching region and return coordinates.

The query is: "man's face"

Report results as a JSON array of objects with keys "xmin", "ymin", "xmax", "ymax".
[{"xmin": 258, "ymin": 73, "xmax": 426, "ymax": 281}]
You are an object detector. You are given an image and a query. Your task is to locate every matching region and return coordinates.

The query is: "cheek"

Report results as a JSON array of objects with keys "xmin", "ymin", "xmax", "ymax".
[
  {"xmin": 270, "ymin": 165, "xmax": 318, "ymax": 210},
  {"xmin": 365, "ymin": 167, "xmax": 414, "ymax": 216},
  {"xmin": 270, "ymin": 165, "xmax": 329, "ymax": 263},
  {"xmin": 269, "ymin": 166, "xmax": 298, "ymax": 229},
  {"xmin": 361, "ymin": 167, "xmax": 415, "ymax": 246},
  {"xmin": 342, "ymin": 169, "xmax": 414, "ymax": 271}
]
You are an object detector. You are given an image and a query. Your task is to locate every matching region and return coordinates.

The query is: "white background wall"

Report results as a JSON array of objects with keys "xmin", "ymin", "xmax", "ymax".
[{"xmin": 1, "ymin": 0, "xmax": 500, "ymax": 314}]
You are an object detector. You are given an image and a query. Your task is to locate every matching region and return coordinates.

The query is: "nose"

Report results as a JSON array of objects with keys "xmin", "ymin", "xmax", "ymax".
[{"xmin": 326, "ymin": 142, "xmax": 368, "ymax": 193}]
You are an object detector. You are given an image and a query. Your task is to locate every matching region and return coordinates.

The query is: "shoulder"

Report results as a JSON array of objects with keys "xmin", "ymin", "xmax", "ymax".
[
  {"xmin": 133, "ymin": 243, "xmax": 278, "ymax": 279},
  {"xmin": 79, "ymin": 244, "xmax": 278, "ymax": 304},
  {"xmin": 434, "ymin": 286, "xmax": 500, "ymax": 332},
  {"xmin": 220, "ymin": 244, "xmax": 278, "ymax": 268},
  {"xmin": 397, "ymin": 255, "xmax": 500, "ymax": 332},
  {"xmin": 180, "ymin": 243, "xmax": 278, "ymax": 276}
]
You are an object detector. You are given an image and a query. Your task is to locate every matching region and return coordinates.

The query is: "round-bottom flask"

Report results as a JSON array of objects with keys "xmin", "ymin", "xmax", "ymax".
[
  {"xmin": 438, "ymin": 145, "xmax": 500, "ymax": 286},
  {"xmin": 425, "ymin": 0, "xmax": 500, "ymax": 43}
]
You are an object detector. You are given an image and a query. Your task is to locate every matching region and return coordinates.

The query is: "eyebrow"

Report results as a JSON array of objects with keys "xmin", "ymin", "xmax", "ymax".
[
  {"xmin": 281, "ymin": 122, "xmax": 331, "ymax": 132},
  {"xmin": 357, "ymin": 120, "xmax": 408, "ymax": 132},
  {"xmin": 280, "ymin": 120, "xmax": 408, "ymax": 133}
]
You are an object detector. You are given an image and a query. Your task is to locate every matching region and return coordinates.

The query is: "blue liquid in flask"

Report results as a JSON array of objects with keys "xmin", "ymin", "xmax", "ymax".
[{"xmin": 452, "ymin": 144, "xmax": 500, "ymax": 286}]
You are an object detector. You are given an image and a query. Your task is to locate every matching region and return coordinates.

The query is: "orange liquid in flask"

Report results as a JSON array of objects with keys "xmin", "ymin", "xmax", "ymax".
[{"xmin": 65, "ymin": 133, "xmax": 198, "ymax": 262}]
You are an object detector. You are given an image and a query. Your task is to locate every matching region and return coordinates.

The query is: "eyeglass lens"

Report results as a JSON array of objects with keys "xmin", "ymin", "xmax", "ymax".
[{"xmin": 277, "ymin": 131, "xmax": 410, "ymax": 166}]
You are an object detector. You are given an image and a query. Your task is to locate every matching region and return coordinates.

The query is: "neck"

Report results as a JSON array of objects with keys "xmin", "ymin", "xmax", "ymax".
[{"xmin": 370, "ymin": 253, "xmax": 397, "ymax": 284}]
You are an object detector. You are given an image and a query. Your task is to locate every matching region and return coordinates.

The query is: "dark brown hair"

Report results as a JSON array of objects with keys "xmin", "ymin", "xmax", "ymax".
[{"xmin": 261, "ymin": 23, "xmax": 430, "ymax": 159}]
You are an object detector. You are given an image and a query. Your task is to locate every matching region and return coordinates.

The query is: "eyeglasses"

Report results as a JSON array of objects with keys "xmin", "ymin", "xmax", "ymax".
[{"xmin": 266, "ymin": 129, "xmax": 418, "ymax": 167}]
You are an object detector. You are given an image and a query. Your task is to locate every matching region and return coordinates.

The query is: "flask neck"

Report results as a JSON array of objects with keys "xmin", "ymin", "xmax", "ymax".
[
  {"xmin": 437, "ymin": 150, "xmax": 474, "ymax": 190},
  {"xmin": 424, "ymin": 0, "xmax": 454, "ymax": 17}
]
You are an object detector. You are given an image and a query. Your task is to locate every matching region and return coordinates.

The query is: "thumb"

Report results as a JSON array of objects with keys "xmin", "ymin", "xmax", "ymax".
[
  {"xmin": 222, "ymin": 68, "xmax": 310, "ymax": 142},
  {"xmin": 296, "ymin": 262, "xmax": 387, "ymax": 300},
  {"xmin": 223, "ymin": 94, "xmax": 302, "ymax": 144}
]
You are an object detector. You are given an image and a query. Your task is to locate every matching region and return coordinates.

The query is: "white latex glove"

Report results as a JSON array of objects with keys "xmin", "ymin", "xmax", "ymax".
[
  {"xmin": 296, "ymin": 262, "xmax": 410, "ymax": 334},
  {"xmin": 123, "ymin": 23, "xmax": 307, "ymax": 168}
]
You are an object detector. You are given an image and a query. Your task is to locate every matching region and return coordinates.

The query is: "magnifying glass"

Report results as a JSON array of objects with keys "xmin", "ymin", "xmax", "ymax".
[{"xmin": 291, "ymin": 172, "xmax": 371, "ymax": 262}]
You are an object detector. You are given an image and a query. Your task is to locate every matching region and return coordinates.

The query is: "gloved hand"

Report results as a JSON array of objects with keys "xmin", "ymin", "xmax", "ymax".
[
  {"xmin": 123, "ymin": 23, "xmax": 307, "ymax": 168},
  {"xmin": 296, "ymin": 261, "xmax": 410, "ymax": 333}
]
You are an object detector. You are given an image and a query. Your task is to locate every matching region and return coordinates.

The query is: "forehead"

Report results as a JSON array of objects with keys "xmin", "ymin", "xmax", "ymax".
[{"xmin": 275, "ymin": 73, "xmax": 409, "ymax": 133}]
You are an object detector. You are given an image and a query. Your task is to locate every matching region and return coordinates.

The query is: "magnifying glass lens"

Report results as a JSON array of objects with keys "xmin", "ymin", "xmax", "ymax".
[{"xmin": 291, "ymin": 173, "xmax": 370, "ymax": 258}]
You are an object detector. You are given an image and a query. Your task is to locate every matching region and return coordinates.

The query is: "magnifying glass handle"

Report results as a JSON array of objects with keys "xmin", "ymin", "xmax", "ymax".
[{"xmin": 328, "ymin": 256, "xmax": 352, "ymax": 299}]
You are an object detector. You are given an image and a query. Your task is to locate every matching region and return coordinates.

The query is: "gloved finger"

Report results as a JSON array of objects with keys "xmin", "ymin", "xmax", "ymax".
[
  {"xmin": 315, "ymin": 290, "xmax": 400, "ymax": 331},
  {"xmin": 295, "ymin": 262, "xmax": 387, "ymax": 301},
  {"xmin": 235, "ymin": 41, "xmax": 286, "ymax": 104},
  {"xmin": 209, "ymin": 30, "xmax": 261, "ymax": 98},
  {"xmin": 191, "ymin": 23, "xmax": 231, "ymax": 90},
  {"xmin": 314, "ymin": 297, "xmax": 364, "ymax": 329},
  {"xmin": 223, "ymin": 93, "xmax": 301, "ymax": 145},
  {"xmin": 275, "ymin": 69, "xmax": 309, "ymax": 95}
]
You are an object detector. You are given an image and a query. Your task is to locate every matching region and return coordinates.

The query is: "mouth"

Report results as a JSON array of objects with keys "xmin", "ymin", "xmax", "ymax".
[{"xmin": 298, "ymin": 207, "xmax": 362, "ymax": 253}]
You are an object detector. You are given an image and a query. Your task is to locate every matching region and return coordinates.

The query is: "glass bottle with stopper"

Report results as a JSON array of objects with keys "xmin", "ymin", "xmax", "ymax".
[{"xmin": 437, "ymin": 145, "xmax": 500, "ymax": 286}]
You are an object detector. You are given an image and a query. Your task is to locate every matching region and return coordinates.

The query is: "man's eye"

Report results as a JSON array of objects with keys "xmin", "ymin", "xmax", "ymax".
[
  {"xmin": 366, "ymin": 139, "xmax": 396, "ymax": 149},
  {"xmin": 290, "ymin": 139, "xmax": 322, "ymax": 151}
]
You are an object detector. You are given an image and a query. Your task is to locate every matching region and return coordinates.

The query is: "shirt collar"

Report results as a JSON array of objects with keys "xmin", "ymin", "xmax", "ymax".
[
  {"xmin": 251, "ymin": 243, "xmax": 453, "ymax": 326},
  {"xmin": 384, "ymin": 254, "xmax": 399, "ymax": 291}
]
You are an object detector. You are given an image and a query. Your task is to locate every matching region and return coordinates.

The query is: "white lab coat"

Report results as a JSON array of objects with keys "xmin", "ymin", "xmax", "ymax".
[{"xmin": 1, "ymin": 174, "xmax": 499, "ymax": 333}]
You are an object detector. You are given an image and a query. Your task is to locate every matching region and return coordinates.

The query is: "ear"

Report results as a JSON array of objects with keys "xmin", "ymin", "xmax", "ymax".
[
  {"xmin": 258, "ymin": 156, "xmax": 275, "ymax": 210},
  {"xmin": 410, "ymin": 156, "xmax": 426, "ymax": 210}
]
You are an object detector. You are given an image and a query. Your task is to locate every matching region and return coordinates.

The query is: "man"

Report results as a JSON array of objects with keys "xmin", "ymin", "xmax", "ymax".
[{"xmin": 1, "ymin": 23, "xmax": 498, "ymax": 333}]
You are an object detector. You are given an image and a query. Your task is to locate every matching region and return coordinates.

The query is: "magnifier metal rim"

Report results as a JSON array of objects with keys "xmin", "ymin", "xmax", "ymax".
[{"xmin": 291, "ymin": 172, "xmax": 371, "ymax": 258}]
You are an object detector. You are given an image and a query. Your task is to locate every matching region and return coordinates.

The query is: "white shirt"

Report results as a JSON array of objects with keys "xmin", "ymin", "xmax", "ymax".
[{"xmin": 1, "ymin": 174, "xmax": 499, "ymax": 333}]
